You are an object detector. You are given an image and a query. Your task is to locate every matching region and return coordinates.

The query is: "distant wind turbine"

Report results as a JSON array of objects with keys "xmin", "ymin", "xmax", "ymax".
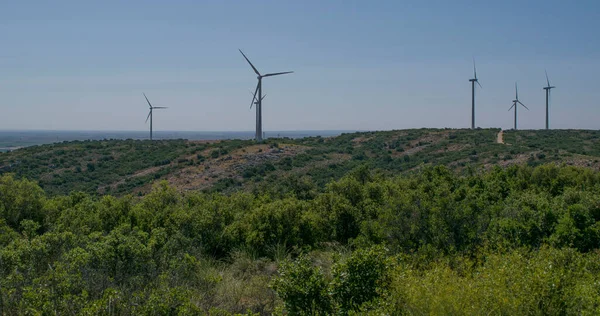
[
  {"xmin": 249, "ymin": 90, "xmax": 266, "ymax": 133},
  {"xmin": 239, "ymin": 49, "xmax": 293, "ymax": 142},
  {"xmin": 508, "ymin": 83, "xmax": 528, "ymax": 130},
  {"xmin": 543, "ymin": 70, "xmax": 556, "ymax": 130},
  {"xmin": 143, "ymin": 93, "xmax": 168, "ymax": 141},
  {"xmin": 249, "ymin": 89, "xmax": 266, "ymax": 109},
  {"xmin": 469, "ymin": 58, "xmax": 482, "ymax": 129}
]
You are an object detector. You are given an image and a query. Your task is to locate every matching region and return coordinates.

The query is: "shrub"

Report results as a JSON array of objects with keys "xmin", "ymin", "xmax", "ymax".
[
  {"xmin": 271, "ymin": 255, "xmax": 332, "ymax": 315},
  {"xmin": 0, "ymin": 175, "xmax": 46, "ymax": 229},
  {"xmin": 330, "ymin": 246, "xmax": 392, "ymax": 313}
]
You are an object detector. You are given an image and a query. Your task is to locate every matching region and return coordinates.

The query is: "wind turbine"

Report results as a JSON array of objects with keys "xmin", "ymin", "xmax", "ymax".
[
  {"xmin": 249, "ymin": 89, "xmax": 266, "ymax": 109},
  {"xmin": 143, "ymin": 93, "xmax": 168, "ymax": 141},
  {"xmin": 239, "ymin": 49, "xmax": 293, "ymax": 142},
  {"xmin": 248, "ymin": 90, "xmax": 266, "ymax": 138},
  {"xmin": 469, "ymin": 58, "xmax": 482, "ymax": 129},
  {"xmin": 543, "ymin": 70, "xmax": 556, "ymax": 130},
  {"xmin": 508, "ymin": 83, "xmax": 528, "ymax": 130}
]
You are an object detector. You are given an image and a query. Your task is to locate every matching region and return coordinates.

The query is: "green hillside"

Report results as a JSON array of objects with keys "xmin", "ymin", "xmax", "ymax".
[
  {"xmin": 2, "ymin": 162, "xmax": 600, "ymax": 314},
  {"xmin": 2, "ymin": 129, "xmax": 600, "ymax": 314},
  {"xmin": 1, "ymin": 129, "xmax": 599, "ymax": 197}
]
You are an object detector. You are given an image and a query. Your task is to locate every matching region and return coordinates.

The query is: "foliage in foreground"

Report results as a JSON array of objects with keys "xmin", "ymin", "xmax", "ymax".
[
  {"xmin": 392, "ymin": 246, "xmax": 600, "ymax": 315},
  {"xmin": 273, "ymin": 246, "xmax": 600, "ymax": 315},
  {"xmin": 272, "ymin": 246, "xmax": 392, "ymax": 315},
  {"xmin": 1, "ymin": 163, "xmax": 600, "ymax": 314}
]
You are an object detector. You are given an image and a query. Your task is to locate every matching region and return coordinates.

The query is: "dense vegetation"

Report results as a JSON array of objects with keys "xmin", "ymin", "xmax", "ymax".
[
  {"xmin": 2, "ymin": 162, "xmax": 600, "ymax": 314},
  {"xmin": 2, "ymin": 129, "xmax": 600, "ymax": 199},
  {"xmin": 504, "ymin": 129, "xmax": 600, "ymax": 158},
  {"xmin": 0, "ymin": 139, "xmax": 252, "ymax": 196}
]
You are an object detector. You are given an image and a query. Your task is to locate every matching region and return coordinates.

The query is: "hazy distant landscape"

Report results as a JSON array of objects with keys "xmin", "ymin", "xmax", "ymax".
[{"xmin": 0, "ymin": 130, "xmax": 352, "ymax": 152}]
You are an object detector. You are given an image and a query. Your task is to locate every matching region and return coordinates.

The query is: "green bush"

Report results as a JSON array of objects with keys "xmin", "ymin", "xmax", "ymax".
[
  {"xmin": 0, "ymin": 174, "xmax": 46, "ymax": 229},
  {"xmin": 273, "ymin": 246, "xmax": 393, "ymax": 315},
  {"xmin": 389, "ymin": 247, "xmax": 600, "ymax": 315},
  {"xmin": 271, "ymin": 255, "xmax": 332, "ymax": 315},
  {"xmin": 330, "ymin": 246, "xmax": 392, "ymax": 313}
]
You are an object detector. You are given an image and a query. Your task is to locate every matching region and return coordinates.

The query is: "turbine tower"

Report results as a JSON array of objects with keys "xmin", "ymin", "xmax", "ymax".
[
  {"xmin": 239, "ymin": 49, "xmax": 293, "ymax": 142},
  {"xmin": 469, "ymin": 58, "xmax": 482, "ymax": 129},
  {"xmin": 143, "ymin": 93, "xmax": 168, "ymax": 141},
  {"xmin": 250, "ymin": 91, "xmax": 266, "ymax": 136},
  {"xmin": 508, "ymin": 83, "xmax": 528, "ymax": 130},
  {"xmin": 543, "ymin": 70, "xmax": 556, "ymax": 130}
]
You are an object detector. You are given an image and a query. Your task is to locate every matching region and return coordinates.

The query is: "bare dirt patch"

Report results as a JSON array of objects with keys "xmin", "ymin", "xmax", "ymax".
[
  {"xmin": 496, "ymin": 154, "xmax": 530, "ymax": 167},
  {"xmin": 391, "ymin": 130, "xmax": 450, "ymax": 157},
  {"xmin": 351, "ymin": 136, "xmax": 374, "ymax": 144},
  {"xmin": 562, "ymin": 155, "xmax": 600, "ymax": 171},
  {"xmin": 98, "ymin": 165, "xmax": 166, "ymax": 194},
  {"xmin": 431, "ymin": 143, "xmax": 469, "ymax": 155},
  {"xmin": 164, "ymin": 143, "xmax": 311, "ymax": 192}
]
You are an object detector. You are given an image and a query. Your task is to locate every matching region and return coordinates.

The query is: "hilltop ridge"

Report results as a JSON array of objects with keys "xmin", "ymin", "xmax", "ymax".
[{"xmin": 1, "ymin": 128, "xmax": 599, "ymax": 196}]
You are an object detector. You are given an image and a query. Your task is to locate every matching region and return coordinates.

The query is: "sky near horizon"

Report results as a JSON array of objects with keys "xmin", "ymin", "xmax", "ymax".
[{"xmin": 1, "ymin": 0, "xmax": 599, "ymax": 132}]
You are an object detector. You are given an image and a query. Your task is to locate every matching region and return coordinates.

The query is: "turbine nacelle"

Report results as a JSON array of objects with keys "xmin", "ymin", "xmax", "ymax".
[
  {"xmin": 469, "ymin": 58, "xmax": 482, "ymax": 129},
  {"xmin": 249, "ymin": 89, "xmax": 266, "ymax": 109},
  {"xmin": 143, "ymin": 93, "xmax": 168, "ymax": 141},
  {"xmin": 509, "ymin": 83, "xmax": 528, "ymax": 110},
  {"xmin": 470, "ymin": 59, "xmax": 482, "ymax": 89},
  {"xmin": 544, "ymin": 70, "xmax": 556, "ymax": 90},
  {"xmin": 544, "ymin": 70, "xmax": 556, "ymax": 130}
]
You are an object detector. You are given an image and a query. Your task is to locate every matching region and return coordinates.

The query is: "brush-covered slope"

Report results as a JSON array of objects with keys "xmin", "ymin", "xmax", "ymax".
[
  {"xmin": 3, "ymin": 162, "xmax": 600, "ymax": 314},
  {"xmin": 1, "ymin": 129, "xmax": 599, "ymax": 196}
]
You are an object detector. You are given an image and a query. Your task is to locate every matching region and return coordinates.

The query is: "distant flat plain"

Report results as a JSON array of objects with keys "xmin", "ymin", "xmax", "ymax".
[{"xmin": 0, "ymin": 130, "xmax": 354, "ymax": 152}]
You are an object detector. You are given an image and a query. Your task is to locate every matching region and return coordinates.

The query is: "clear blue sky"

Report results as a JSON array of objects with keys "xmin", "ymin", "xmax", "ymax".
[{"xmin": 1, "ymin": 0, "xmax": 599, "ymax": 131}]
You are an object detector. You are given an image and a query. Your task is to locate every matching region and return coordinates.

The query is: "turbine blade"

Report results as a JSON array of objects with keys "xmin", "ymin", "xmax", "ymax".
[
  {"xmin": 545, "ymin": 69, "xmax": 550, "ymax": 87},
  {"xmin": 145, "ymin": 111, "xmax": 151, "ymax": 123},
  {"xmin": 261, "ymin": 94, "xmax": 266, "ymax": 101},
  {"xmin": 239, "ymin": 49, "xmax": 261, "ymax": 76},
  {"xmin": 143, "ymin": 93, "xmax": 153, "ymax": 108},
  {"xmin": 249, "ymin": 90, "xmax": 257, "ymax": 109},
  {"xmin": 250, "ymin": 83, "xmax": 259, "ymax": 108},
  {"xmin": 473, "ymin": 57, "xmax": 477, "ymax": 79},
  {"xmin": 518, "ymin": 101, "xmax": 529, "ymax": 110},
  {"xmin": 476, "ymin": 80, "xmax": 482, "ymax": 89},
  {"xmin": 508, "ymin": 103, "xmax": 515, "ymax": 111},
  {"xmin": 515, "ymin": 82, "xmax": 518, "ymax": 100},
  {"xmin": 153, "ymin": 107, "xmax": 168, "ymax": 109},
  {"xmin": 263, "ymin": 71, "xmax": 294, "ymax": 77}
]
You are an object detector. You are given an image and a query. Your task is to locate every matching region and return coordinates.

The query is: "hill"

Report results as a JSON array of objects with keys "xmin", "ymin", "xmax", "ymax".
[
  {"xmin": 1, "ymin": 129, "xmax": 599, "ymax": 196},
  {"xmin": 3, "ymin": 129, "xmax": 600, "ymax": 314},
  {"xmin": 2, "ymin": 160, "xmax": 600, "ymax": 314}
]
